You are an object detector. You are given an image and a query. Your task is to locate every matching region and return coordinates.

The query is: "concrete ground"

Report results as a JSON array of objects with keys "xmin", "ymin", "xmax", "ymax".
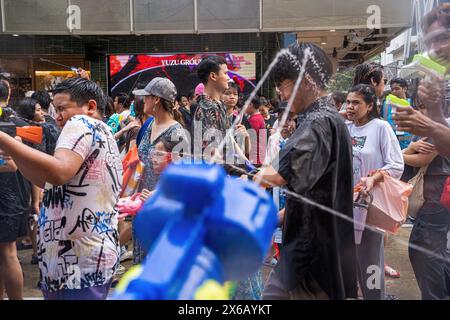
[{"xmin": 16, "ymin": 227, "xmax": 420, "ymax": 300}]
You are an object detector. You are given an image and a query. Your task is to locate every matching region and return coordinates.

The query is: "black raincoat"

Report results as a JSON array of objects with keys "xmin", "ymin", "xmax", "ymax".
[{"xmin": 275, "ymin": 96, "xmax": 358, "ymax": 299}]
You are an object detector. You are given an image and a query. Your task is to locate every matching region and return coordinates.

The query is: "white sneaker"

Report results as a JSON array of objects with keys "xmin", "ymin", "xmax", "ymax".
[{"xmin": 120, "ymin": 250, "xmax": 133, "ymax": 262}]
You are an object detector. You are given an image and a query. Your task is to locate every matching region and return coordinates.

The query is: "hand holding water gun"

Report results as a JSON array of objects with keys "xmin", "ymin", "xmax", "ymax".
[
  {"xmin": 399, "ymin": 53, "xmax": 447, "ymax": 82},
  {"xmin": 0, "ymin": 108, "xmax": 43, "ymax": 145}
]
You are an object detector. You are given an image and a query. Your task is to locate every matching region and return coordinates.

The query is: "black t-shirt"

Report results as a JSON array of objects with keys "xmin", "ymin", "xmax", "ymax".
[
  {"xmin": 0, "ymin": 114, "xmax": 35, "ymax": 216},
  {"xmin": 275, "ymin": 96, "xmax": 357, "ymax": 299}
]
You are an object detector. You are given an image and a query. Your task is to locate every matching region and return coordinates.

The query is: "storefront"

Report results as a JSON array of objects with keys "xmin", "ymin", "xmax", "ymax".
[{"xmin": 0, "ymin": 54, "xmax": 89, "ymax": 98}]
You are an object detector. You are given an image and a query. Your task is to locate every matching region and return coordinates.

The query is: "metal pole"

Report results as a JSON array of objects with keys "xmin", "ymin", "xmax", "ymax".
[
  {"xmin": 259, "ymin": 0, "xmax": 263, "ymax": 31},
  {"xmin": 130, "ymin": 0, "xmax": 134, "ymax": 33},
  {"xmin": 194, "ymin": 0, "xmax": 198, "ymax": 34},
  {"xmin": 1, "ymin": 0, "xmax": 7, "ymax": 33}
]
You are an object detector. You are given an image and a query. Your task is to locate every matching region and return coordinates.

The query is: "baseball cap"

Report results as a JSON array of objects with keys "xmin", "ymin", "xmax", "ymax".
[{"xmin": 133, "ymin": 77, "xmax": 177, "ymax": 103}]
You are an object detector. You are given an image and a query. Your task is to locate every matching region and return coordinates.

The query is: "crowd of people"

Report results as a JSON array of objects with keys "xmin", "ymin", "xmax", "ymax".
[{"xmin": 0, "ymin": 3, "xmax": 449, "ymax": 301}]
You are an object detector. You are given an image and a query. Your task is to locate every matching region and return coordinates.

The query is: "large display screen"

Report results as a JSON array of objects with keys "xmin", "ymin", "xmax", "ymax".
[{"xmin": 108, "ymin": 52, "xmax": 256, "ymax": 97}]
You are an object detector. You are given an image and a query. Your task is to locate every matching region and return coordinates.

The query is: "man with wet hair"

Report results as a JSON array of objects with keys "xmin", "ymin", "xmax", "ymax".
[{"xmin": 255, "ymin": 42, "xmax": 357, "ymax": 300}]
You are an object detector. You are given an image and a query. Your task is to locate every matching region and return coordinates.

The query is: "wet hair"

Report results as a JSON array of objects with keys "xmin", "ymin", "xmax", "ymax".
[
  {"xmin": 53, "ymin": 78, "xmax": 106, "ymax": 114},
  {"xmin": 31, "ymin": 91, "xmax": 51, "ymax": 110},
  {"xmin": 114, "ymin": 92, "xmax": 131, "ymax": 109},
  {"xmin": 423, "ymin": 3, "xmax": 450, "ymax": 32},
  {"xmin": 390, "ymin": 78, "xmax": 408, "ymax": 89},
  {"xmin": 353, "ymin": 62, "xmax": 384, "ymax": 87},
  {"xmin": 197, "ymin": 55, "xmax": 228, "ymax": 85},
  {"xmin": 0, "ymin": 80, "xmax": 8, "ymax": 102},
  {"xmin": 271, "ymin": 42, "xmax": 333, "ymax": 90},
  {"xmin": 15, "ymin": 98, "xmax": 39, "ymax": 121},
  {"xmin": 348, "ymin": 84, "xmax": 380, "ymax": 119}
]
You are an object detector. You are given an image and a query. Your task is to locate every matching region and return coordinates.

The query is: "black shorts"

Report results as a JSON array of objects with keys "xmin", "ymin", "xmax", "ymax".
[{"xmin": 0, "ymin": 214, "xmax": 29, "ymax": 243}]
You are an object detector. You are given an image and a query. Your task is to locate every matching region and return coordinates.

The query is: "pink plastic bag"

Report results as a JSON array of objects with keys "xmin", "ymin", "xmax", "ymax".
[
  {"xmin": 116, "ymin": 193, "xmax": 143, "ymax": 220},
  {"xmin": 366, "ymin": 173, "xmax": 413, "ymax": 234}
]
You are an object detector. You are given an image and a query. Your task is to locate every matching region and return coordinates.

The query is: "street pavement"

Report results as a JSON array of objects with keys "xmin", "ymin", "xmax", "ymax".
[{"xmin": 16, "ymin": 227, "xmax": 420, "ymax": 300}]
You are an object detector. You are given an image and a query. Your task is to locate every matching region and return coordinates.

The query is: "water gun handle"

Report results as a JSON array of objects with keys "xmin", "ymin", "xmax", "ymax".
[{"xmin": 0, "ymin": 122, "xmax": 43, "ymax": 144}]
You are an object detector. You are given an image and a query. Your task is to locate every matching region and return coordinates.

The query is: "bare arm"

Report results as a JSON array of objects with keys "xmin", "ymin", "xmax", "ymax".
[
  {"xmin": 429, "ymin": 123, "xmax": 450, "ymax": 157},
  {"xmin": 404, "ymin": 151, "xmax": 437, "ymax": 168},
  {"xmin": 394, "ymin": 106, "xmax": 450, "ymax": 157},
  {"xmin": 0, "ymin": 158, "xmax": 17, "ymax": 173},
  {"xmin": 253, "ymin": 165, "xmax": 287, "ymax": 188},
  {"xmin": 31, "ymin": 184, "xmax": 42, "ymax": 215},
  {"xmin": 114, "ymin": 122, "xmax": 137, "ymax": 140},
  {"xmin": 0, "ymin": 132, "xmax": 84, "ymax": 188}
]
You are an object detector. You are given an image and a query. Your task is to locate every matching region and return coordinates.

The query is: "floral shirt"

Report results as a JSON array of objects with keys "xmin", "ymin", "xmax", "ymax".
[
  {"xmin": 192, "ymin": 94, "xmax": 237, "ymax": 163},
  {"xmin": 38, "ymin": 115, "xmax": 123, "ymax": 292}
]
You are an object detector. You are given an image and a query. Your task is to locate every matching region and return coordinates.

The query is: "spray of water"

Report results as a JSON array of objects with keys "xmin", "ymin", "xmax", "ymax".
[
  {"xmin": 210, "ymin": 48, "xmax": 292, "ymax": 164},
  {"xmin": 167, "ymin": 42, "xmax": 450, "ymax": 272},
  {"xmin": 255, "ymin": 48, "xmax": 312, "ymax": 185}
]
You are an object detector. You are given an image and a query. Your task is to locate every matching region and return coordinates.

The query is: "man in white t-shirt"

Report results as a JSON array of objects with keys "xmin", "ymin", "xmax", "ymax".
[{"xmin": 0, "ymin": 78, "xmax": 122, "ymax": 300}]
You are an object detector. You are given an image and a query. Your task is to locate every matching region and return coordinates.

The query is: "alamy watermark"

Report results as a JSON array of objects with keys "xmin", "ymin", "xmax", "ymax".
[
  {"xmin": 66, "ymin": 5, "xmax": 81, "ymax": 31},
  {"xmin": 367, "ymin": 5, "xmax": 381, "ymax": 30}
]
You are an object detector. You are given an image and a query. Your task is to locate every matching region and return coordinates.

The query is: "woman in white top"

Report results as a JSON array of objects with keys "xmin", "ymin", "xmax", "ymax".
[{"xmin": 346, "ymin": 84, "xmax": 404, "ymax": 300}]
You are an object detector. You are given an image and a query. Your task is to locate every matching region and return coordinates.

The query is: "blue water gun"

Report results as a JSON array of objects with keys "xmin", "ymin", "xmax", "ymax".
[{"xmin": 114, "ymin": 163, "xmax": 277, "ymax": 300}]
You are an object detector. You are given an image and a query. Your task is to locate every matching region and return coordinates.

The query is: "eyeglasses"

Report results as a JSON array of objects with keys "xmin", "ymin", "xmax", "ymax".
[{"xmin": 275, "ymin": 81, "xmax": 294, "ymax": 95}]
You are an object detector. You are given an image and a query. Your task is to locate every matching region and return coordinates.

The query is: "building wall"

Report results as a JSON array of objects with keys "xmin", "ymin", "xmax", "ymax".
[{"xmin": 0, "ymin": 33, "xmax": 278, "ymax": 95}]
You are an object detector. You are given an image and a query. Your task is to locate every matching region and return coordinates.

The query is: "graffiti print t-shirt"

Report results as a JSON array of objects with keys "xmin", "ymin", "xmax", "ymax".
[{"xmin": 38, "ymin": 115, "xmax": 123, "ymax": 292}]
